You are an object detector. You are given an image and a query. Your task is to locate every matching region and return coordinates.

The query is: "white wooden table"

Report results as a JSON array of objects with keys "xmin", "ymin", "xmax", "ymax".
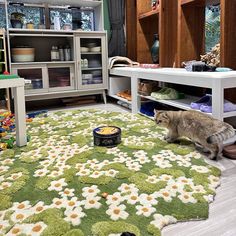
[
  {"xmin": 0, "ymin": 78, "xmax": 27, "ymax": 146},
  {"xmin": 109, "ymin": 67, "xmax": 236, "ymax": 121}
]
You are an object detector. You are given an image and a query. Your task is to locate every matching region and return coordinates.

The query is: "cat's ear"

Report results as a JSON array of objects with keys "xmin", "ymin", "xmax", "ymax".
[{"xmin": 154, "ymin": 109, "xmax": 158, "ymax": 115}]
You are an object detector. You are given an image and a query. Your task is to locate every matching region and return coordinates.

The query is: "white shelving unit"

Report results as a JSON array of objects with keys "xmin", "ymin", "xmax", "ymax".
[
  {"xmin": 109, "ymin": 67, "xmax": 236, "ymax": 121},
  {"xmin": 2, "ymin": 0, "xmax": 108, "ymax": 102}
]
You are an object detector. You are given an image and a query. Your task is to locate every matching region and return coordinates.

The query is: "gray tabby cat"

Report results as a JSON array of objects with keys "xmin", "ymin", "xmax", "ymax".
[{"xmin": 154, "ymin": 110, "xmax": 235, "ymax": 160}]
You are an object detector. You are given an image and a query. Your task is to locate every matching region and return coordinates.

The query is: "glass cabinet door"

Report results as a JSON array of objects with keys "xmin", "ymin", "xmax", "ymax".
[
  {"xmin": 78, "ymin": 35, "xmax": 107, "ymax": 89},
  {"xmin": 48, "ymin": 66, "xmax": 74, "ymax": 91},
  {"xmin": 13, "ymin": 67, "xmax": 47, "ymax": 94}
]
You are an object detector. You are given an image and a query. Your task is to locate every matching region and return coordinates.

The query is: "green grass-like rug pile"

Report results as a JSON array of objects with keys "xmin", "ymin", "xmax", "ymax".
[{"xmin": 0, "ymin": 109, "xmax": 221, "ymax": 236}]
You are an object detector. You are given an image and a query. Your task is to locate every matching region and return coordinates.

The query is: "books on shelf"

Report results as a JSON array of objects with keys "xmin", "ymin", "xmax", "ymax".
[{"xmin": 108, "ymin": 56, "xmax": 139, "ymax": 69}]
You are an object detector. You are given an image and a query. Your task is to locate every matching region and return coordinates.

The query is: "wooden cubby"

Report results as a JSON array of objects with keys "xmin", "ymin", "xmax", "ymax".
[{"xmin": 126, "ymin": 0, "xmax": 178, "ymax": 67}]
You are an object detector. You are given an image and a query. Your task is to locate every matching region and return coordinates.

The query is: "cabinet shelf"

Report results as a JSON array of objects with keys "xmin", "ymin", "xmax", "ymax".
[
  {"xmin": 138, "ymin": 8, "xmax": 159, "ymax": 20},
  {"xmin": 81, "ymin": 67, "xmax": 102, "ymax": 71},
  {"xmin": 138, "ymin": 94, "xmax": 200, "ymax": 111},
  {"xmin": 81, "ymin": 52, "xmax": 102, "ymax": 55},
  {"xmin": 109, "ymin": 94, "xmax": 132, "ymax": 105},
  {"xmin": 11, "ymin": 61, "xmax": 75, "ymax": 66}
]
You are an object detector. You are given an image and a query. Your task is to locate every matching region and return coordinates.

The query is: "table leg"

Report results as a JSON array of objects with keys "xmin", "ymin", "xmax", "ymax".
[
  {"xmin": 212, "ymin": 81, "xmax": 224, "ymax": 121},
  {"xmin": 12, "ymin": 86, "xmax": 27, "ymax": 147},
  {"xmin": 131, "ymin": 73, "xmax": 139, "ymax": 114}
]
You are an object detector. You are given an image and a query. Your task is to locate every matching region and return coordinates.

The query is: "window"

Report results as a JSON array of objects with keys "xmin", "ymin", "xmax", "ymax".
[{"xmin": 205, "ymin": 5, "xmax": 220, "ymax": 52}]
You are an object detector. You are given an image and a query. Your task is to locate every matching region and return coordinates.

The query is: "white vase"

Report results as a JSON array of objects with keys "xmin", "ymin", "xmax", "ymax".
[{"xmin": 54, "ymin": 16, "xmax": 61, "ymax": 30}]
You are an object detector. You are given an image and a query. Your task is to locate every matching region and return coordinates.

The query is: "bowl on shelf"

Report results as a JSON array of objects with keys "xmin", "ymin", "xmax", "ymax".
[
  {"xmin": 86, "ymin": 42, "xmax": 97, "ymax": 48},
  {"xmin": 80, "ymin": 47, "xmax": 89, "ymax": 53},
  {"xmin": 11, "ymin": 47, "xmax": 35, "ymax": 62},
  {"xmin": 90, "ymin": 46, "xmax": 101, "ymax": 53}
]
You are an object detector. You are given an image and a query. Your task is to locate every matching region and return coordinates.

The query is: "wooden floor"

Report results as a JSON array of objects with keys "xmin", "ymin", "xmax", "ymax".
[{"xmin": 49, "ymin": 103, "xmax": 236, "ymax": 236}]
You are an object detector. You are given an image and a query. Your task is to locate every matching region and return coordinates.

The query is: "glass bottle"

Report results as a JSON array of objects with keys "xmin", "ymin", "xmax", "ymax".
[
  {"xmin": 51, "ymin": 46, "xmax": 60, "ymax": 61},
  {"xmin": 59, "ymin": 45, "xmax": 64, "ymax": 61},
  {"xmin": 64, "ymin": 45, "xmax": 71, "ymax": 61},
  {"xmin": 151, "ymin": 33, "xmax": 159, "ymax": 64}
]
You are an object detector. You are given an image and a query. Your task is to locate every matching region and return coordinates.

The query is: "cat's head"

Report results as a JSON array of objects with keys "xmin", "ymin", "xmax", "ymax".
[{"xmin": 154, "ymin": 110, "xmax": 171, "ymax": 127}]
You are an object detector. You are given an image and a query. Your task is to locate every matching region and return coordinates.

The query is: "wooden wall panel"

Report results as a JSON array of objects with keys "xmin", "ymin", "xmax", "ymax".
[
  {"xmin": 159, "ymin": 0, "xmax": 178, "ymax": 67},
  {"xmin": 126, "ymin": 0, "xmax": 137, "ymax": 61}
]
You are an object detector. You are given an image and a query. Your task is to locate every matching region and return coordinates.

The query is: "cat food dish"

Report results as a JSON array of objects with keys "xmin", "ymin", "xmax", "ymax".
[{"xmin": 93, "ymin": 126, "xmax": 121, "ymax": 147}]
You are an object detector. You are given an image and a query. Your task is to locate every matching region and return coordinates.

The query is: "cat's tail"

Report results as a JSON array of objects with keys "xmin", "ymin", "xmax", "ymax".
[{"xmin": 207, "ymin": 126, "xmax": 236, "ymax": 144}]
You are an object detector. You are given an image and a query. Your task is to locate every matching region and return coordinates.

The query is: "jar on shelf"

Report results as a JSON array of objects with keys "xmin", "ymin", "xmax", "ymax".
[
  {"xmin": 151, "ymin": 33, "xmax": 159, "ymax": 64},
  {"xmin": 64, "ymin": 45, "xmax": 71, "ymax": 61},
  {"xmin": 59, "ymin": 45, "xmax": 64, "ymax": 61},
  {"xmin": 51, "ymin": 46, "xmax": 60, "ymax": 61}
]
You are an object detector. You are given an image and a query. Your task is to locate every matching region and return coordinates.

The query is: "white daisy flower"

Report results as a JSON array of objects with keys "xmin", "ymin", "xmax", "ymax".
[
  {"xmin": 113, "ymin": 157, "xmax": 126, "ymax": 163},
  {"xmin": 7, "ymin": 172, "xmax": 23, "ymax": 181},
  {"xmin": 167, "ymin": 154, "xmax": 179, "ymax": 162},
  {"xmin": 48, "ymin": 178, "xmax": 67, "ymax": 191},
  {"xmin": 159, "ymin": 150, "xmax": 173, "ymax": 156},
  {"xmin": 118, "ymin": 152, "xmax": 128, "ymax": 158},
  {"xmin": 157, "ymin": 189, "xmax": 173, "ymax": 202},
  {"xmin": 1, "ymin": 158, "xmax": 14, "ymax": 165},
  {"xmin": 51, "ymin": 197, "xmax": 67, "ymax": 209},
  {"xmin": 81, "ymin": 196, "xmax": 102, "ymax": 209},
  {"xmin": 33, "ymin": 168, "xmax": 49, "ymax": 177},
  {"xmin": 151, "ymin": 214, "xmax": 177, "ymax": 230},
  {"xmin": 178, "ymin": 192, "xmax": 197, "ymax": 204},
  {"xmin": 139, "ymin": 193, "xmax": 158, "ymax": 206},
  {"xmin": 75, "ymin": 163, "xmax": 86, "ymax": 170},
  {"xmin": 82, "ymin": 185, "xmax": 100, "ymax": 198},
  {"xmin": 89, "ymin": 171, "xmax": 105, "ymax": 178},
  {"xmin": 136, "ymin": 156, "xmax": 150, "ymax": 164},
  {"xmin": 64, "ymin": 197, "xmax": 82, "ymax": 210},
  {"xmin": 106, "ymin": 192, "xmax": 124, "ymax": 206},
  {"xmin": 11, "ymin": 201, "xmax": 32, "ymax": 211},
  {"xmin": 125, "ymin": 193, "xmax": 140, "ymax": 205},
  {"xmin": 6, "ymin": 223, "xmax": 25, "ymax": 235},
  {"xmin": 0, "ymin": 181, "xmax": 12, "ymax": 190},
  {"xmin": 48, "ymin": 170, "xmax": 64, "ymax": 178},
  {"xmin": 146, "ymin": 175, "xmax": 159, "ymax": 184},
  {"xmin": 59, "ymin": 188, "xmax": 75, "ymax": 198},
  {"xmin": 136, "ymin": 205, "xmax": 156, "ymax": 217},
  {"xmin": 87, "ymin": 159, "xmax": 99, "ymax": 165},
  {"xmin": 208, "ymin": 175, "xmax": 220, "ymax": 188},
  {"xmin": 0, "ymin": 165, "xmax": 10, "ymax": 174},
  {"xmin": 76, "ymin": 168, "xmax": 91, "ymax": 176},
  {"xmin": 104, "ymin": 169, "xmax": 119, "ymax": 178},
  {"xmin": 155, "ymin": 160, "xmax": 172, "ymax": 168},
  {"xmin": 39, "ymin": 160, "xmax": 53, "ymax": 168},
  {"xmin": 0, "ymin": 220, "xmax": 10, "ymax": 234},
  {"xmin": 10, "ymin": 209, "xmax": 32, "ymax": 223},
  {"xmin": 31, "ymin": 201, "xmax": 48, "ymax": 214},
  {"xmin": 133, "ymin": 150, "xmax": 147, "ymax": 158},
  {"xmin": 24, "ymin": 222, "xmax": 47, "ymax": 235},
  {"xmin": 106, "ymin": 147, "xmax": 120, "ymax": 155},
  {"xmin": 126, "ymin": 161, "xmax": 142, "ymax": 171},
  {"xmin": 203, "ymin": 194, "xmax": 214, "ymax": 203},
  {"xmin": 165, "ymin": 181, "xmax": 184, "ymax": 195},
  {"xmin": 176, "ymin": 160, "xmax": 192, "ymax": 168},
  {"xmin": 106, "ymin": 204, "xmax": 129, "ymax": 221},
  {"xmin": 176, "ymin": 176, "xmax": 194, "ymax": 186},
  {"xmin": 64, "ymin": 207, "xmax": 86, "ymax": 226},
  {"xmin": 118, "ymin": 183, "xmax": 139, "ymax": 194},
  {"xmin": 192, "ymin": 185, "xmax": 206, "ymax": 194},
  {"xmin": 158, "ymin": 174, "xmax": 173, "ymax": 182},
  {"xmin": 191, "ymin": 165, "xmax": 210, "ymax": 173},
  {"xmin": 188, "ymin": 151, "xmax": 202, "ymax": 159}
]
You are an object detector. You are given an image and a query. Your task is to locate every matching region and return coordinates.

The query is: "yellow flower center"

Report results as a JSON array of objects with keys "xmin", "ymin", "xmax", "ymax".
[{"xmin": 32, "ymin": 225, "xmax": 42, "ymax": 232}]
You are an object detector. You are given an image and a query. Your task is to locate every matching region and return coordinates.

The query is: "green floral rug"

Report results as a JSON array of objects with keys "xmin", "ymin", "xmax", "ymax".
[{"xmin": 0, "ymin": 109, "xmax": 221, "ymax": 236}]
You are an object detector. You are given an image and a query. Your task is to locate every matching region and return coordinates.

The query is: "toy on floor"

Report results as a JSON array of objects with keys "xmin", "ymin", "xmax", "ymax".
[
  {"xmin": 0, "ymin": 110, "xmax": 46, "ymax": 151},
  {"xmin": 93, "ymin": 126, "xmax": 121, "ymax": 147}
]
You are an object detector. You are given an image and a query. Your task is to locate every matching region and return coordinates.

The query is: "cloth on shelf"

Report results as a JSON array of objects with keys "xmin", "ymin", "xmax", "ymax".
[
  {"xmin": 138, "ymin": 81, "xmax": 159, "ymax": 96},
  {"xmin": 116, "ymin": 90, "xmax": 132, "ymax": 101},
  {"xmin": 108, "ymin": 56, "xmax": 139, "ymax": 69},
  {"xmin": 151, "ymin": 87, "xmax": 185, "ymax": 100},
  {"xmin": 191, "ymin": 94, "xmax": 236, "ymax": 113}
]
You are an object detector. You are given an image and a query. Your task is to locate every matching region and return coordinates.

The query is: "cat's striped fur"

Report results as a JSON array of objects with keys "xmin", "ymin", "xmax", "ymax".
[{"xmin": 154, "ymin": 110, "xmax": 235, "ymax": 160}]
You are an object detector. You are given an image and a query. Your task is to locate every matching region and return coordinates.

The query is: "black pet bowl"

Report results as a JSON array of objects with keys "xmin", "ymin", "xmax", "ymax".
[{"xmin": 93, "ymin": 126, "xmax": 121, "ymax": 147}]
